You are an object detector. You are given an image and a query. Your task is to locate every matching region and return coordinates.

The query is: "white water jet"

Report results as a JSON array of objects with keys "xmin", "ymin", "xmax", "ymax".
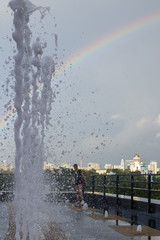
[
  {"xmin": 136, "ymin": 225, "xmax": 142, "ymax": 232},
  {"xmin": 9, "ymin": 0, "xmax": 55, "ymax": 239},
  {"xmin": 104, "ymin": 210, "xmax": 108, "ymax": 218},
  {"xmin": 82, "ymin": 203, "xmax": 88, "ymax": 211}
]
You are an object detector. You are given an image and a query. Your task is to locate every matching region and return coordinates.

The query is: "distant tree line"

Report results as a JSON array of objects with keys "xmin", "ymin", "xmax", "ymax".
[
  {"xmin": 0, "ymin": 168, "xmax": 160, "ymax": 200},
  {"xmin": 0, "ymin": 172, "xmax": 15, "ymax": 191}
]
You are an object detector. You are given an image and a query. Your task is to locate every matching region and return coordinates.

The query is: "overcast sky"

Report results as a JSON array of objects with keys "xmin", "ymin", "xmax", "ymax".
[{"xmin": 0, "ymin": 0, "xmax": 160, "ymax": 168}]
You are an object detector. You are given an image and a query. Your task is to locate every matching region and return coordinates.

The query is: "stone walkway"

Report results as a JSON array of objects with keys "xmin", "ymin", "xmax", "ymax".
[
  {"xmin": 56, "ymin": 203, "xmax": 160, "ymax": 240},
  {"xmin": 0, "ymin": 201, "xmax": 160, "ymax": 240},
  {"xmin": 0, "ymin": 203, "xmax": 8, "ymax": 240}
]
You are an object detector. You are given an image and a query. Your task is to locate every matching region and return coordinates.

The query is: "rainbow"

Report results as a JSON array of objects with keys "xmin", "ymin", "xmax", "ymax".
[
  {"xmin": 53, "ymin": 11, "xmax": 160, "ymax": 79},
  {"xmin": 0, "ymin": 11, "xmax": 160, "ymax": 132}
]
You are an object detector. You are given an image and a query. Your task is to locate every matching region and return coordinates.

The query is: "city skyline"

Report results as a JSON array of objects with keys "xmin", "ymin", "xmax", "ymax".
[
  {"xmin": 0, "ymin": 0, "xmax": 160, "ymax": 167},
  {"xmin": 1, "ymin": 153, "xmax": 159, "ymax": 174}
]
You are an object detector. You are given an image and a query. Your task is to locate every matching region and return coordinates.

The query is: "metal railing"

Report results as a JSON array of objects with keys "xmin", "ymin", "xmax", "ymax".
[
  {"xmin": 1, "ymin": 172, "xmax": 160, "ymax": 213},
  {"xmin": 89, "ymin": 173, "xmax": 160, "ymax": 213}
]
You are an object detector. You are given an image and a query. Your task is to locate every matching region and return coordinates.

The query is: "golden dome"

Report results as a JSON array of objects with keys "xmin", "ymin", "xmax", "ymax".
[{"xmin": 134, "ymin": 153, "xmax": 140, "ymax": 158}]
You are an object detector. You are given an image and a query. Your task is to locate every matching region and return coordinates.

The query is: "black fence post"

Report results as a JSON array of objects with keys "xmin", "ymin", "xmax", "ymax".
[
  {"xmin": 92, "ymin": 175, "xmax": 95, "ymax": 207},
  {"xmin": 131, "ymin": 175, "xmax": 134, "ymax": 209},
  {"xmin": 103, "ymin": 175, "xmax": 106, "ymax": 200},
  {"xmin": 92, "ymin": 175, "xmax": 95, "ymax": 194},
  {"xmin": 116, "ymin": 175, "xmax": 119, "ymax": 205},
  {"xmin": 148, "ymin": 174, "xmax": 151, "ymax": 213}
]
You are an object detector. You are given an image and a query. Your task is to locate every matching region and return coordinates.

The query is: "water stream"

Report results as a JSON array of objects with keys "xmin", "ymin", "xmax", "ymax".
[{"xmin": 9, "ymin": 0, "xmax": 55, "ymax": 239}]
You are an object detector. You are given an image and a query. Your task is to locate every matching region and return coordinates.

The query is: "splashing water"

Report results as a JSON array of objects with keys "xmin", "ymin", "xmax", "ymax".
[{"xmin": 9, "ymin": 0, "xmax": 55, "ymax": 239}]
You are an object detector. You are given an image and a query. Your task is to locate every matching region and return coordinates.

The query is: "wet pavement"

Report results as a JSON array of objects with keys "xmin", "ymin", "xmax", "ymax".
[
  {"xmin": 55, "ymin": 202, "xmax": 160, "ymax": 240},
  {"xmin": 0, "ymin": 201, "xmax": 160, "ymax": 240},
  {"xmin": 0, "ymin": 203, "xmax": 8, "ymax": 240}
]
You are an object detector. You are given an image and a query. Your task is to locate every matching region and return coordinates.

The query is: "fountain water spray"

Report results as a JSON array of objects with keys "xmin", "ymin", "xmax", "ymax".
[
  {"xmin": 9, "ymin": 0, "xmax": 55, "ymax": 239},
  {"xmin": 104, "ymin": 210, "xmax": 108, "ymax": 218}
]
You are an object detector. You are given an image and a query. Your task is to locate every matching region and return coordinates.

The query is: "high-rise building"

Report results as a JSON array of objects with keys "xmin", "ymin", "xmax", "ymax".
[
  {"xmin": 0, "ymin": 160, "xmax": 8, "ymax": 171},
  {"xmin": 120, "ymin": 158, "xmax": 125, "ymax": 170},
  {"xmin": 9, "ymin": 163, "xmax": 15, "ymax": 171},
  {"xmin": 3, "ymin": 160, "xmax": 8, "ymax": 171},
  {"xmin": 125, "ymin": 160, "xmax": 132, "ymax": 170},
  {"xmin": 43, "ymin": 161, "xmax": 59, "ymax": 170},
  {"xmin": 104, "ymin": 164, "xmax": 112, "ymax": 169},
  {"xmin": 148, "ymin": 161, "xmax": 157, "ymax": 174},
  {"xmin": 88, "ymin": 162, "xmax": 100, "ymax": 170},
  {"xmin": 113, "ymin": 165, "xmax": 121, "ymax": 169}
]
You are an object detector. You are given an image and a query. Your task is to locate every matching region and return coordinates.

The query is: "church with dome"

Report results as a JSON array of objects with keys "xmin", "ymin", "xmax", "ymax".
[
  {"xmin": 130, "ymin": 154, "xmax": 144, "ymax": 172},
  {"xmin": 120, "ymin": 154, "xmax": 158, "ymax": 174}
]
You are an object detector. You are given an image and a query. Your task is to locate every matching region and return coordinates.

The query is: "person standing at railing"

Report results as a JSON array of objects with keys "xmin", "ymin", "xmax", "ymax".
[{"xmin": 71, "ymin": 163, "xmax": 88, "ymax": 206}]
